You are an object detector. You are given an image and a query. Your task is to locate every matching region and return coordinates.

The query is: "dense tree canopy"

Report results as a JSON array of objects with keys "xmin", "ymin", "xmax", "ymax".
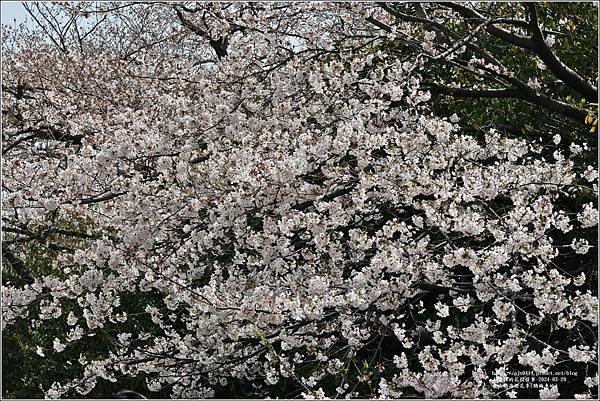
[{"xmin": 2, "ymin": 2, "xmax": 597, "ymax": 399}]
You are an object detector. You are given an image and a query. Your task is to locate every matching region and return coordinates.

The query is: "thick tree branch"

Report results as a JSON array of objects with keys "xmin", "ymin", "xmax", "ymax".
[
  {"xmin": 293, "ymin": 182, "xmax": 357, "ymax": 212},
  {"xmin": 525, "ymin": 3, "xmax": 598, "ymax": 103},
  {"xmin": 428, "ymin": 83, "xmax": 588, "ymax": 122},
  {"xmin": 365, "ymin": 16, "xmax": 392, "ymax": 33},
  {"xmin": 174, "ymin": 7, "xmax": 228, "ymax": 59},
  {"xmin": 443, "ymin": 2, "xmax": 596, "ymax": 103},
  {"xmin": 3, "ymin": 126, "xmax": 84, "ymax": 153}
]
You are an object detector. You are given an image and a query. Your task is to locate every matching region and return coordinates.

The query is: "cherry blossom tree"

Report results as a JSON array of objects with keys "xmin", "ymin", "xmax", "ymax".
[{"xmin": 2, "ymin": 2, "xmax": 597, "ymax": 399}]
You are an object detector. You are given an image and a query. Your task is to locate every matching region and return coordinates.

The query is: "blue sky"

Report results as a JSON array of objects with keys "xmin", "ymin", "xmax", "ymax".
[{"xmin": 2, "ymin": 1, "xmax": 29, "ymax": 26}]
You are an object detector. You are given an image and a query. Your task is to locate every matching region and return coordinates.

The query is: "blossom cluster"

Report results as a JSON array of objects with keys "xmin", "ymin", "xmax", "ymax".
[{"xmin": 1, "ymin": 2, "xmax": 597, "ymax": 399}]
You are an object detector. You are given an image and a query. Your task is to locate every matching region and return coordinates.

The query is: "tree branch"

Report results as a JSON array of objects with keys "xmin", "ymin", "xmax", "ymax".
[
  {"xmin": 524, "ymin": 2, "xmax": 598, "ymax": 102},
  {"xmin": 427, "ymin": 83, "xmax": 588, "ymax": 122},
  {"xmin": 442, "ymin": 2, "xmax": 596, "ymax": 102},
  {"xmin": 428, "ymin": 84, "xmax": 522, "ymax": 99},
  {"xmin": 377, "ymin": 3, "xmax": 510, "ymax": 74},
  {"xmin": 442, "ymin": 2, "xmax": 536, "ymax": 50},
  {"xmin": 365, "ymin": 16, "xmax": 392, "ymax": 33}
]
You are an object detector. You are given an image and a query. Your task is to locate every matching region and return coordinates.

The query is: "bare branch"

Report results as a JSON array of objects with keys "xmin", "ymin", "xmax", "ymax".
[{"xmin": 443, "ymin": 2, "xmax": 536, "ymax": 50}]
